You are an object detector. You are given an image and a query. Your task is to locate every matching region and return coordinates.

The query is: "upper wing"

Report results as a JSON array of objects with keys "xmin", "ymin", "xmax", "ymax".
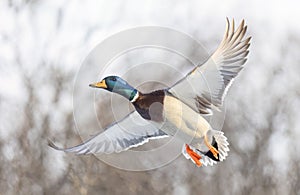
[
  {"xmin": 48, "ymin": 111, "xmax": 168, "ymax": 155},
  {"xmin": 169, "ymin": 18, "xmax": 251, "ymax": 115}
]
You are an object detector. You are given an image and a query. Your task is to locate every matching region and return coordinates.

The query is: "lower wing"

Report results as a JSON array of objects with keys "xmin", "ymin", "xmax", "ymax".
[{"xmin": 48, "ymin": 111, "xmax": 168, "ymax": 155}]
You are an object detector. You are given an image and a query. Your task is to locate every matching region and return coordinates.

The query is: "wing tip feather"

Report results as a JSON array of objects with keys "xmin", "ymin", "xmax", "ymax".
[{"xmin": 48, "ymin": 139, "xmax": 64, "ymax": 151}]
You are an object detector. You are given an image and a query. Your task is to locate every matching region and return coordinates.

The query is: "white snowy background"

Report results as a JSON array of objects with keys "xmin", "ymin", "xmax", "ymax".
[{"xmin": 0, "ymin": 0, "xmax": 300, "ymax": 194}]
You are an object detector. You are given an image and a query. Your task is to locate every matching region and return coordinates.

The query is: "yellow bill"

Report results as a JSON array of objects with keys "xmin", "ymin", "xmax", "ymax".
[{"xmin": 89, "ymin": 80, "xmax": 107, "ymax": 88}]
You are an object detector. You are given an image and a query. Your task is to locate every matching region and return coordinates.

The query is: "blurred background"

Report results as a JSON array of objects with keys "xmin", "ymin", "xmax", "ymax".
[{"xmin": 1, "ymin": 0, "xmax": 300, "ymax": 194}]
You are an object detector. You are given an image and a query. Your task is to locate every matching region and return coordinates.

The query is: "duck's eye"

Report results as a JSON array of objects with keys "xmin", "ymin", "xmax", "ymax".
[{"xmin": 111, "ymin": 77, "xmax": 117, "ymax": 81}]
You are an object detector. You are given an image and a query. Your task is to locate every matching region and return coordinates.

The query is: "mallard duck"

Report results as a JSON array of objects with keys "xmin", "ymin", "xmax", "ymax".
[{"xmin": 49, "ymin": 18, "xmax": 251, "ymax": 167}]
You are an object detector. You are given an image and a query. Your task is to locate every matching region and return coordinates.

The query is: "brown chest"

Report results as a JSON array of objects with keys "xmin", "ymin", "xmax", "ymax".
[{"xmin": 133, "ymin": 90, "xmax": 165, "ymax": 122}]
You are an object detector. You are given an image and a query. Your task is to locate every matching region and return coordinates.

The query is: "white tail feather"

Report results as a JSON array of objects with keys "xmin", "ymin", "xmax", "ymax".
[{"xmin": 211, "ymin": 129, "xmax": 230, "ymax": 162}]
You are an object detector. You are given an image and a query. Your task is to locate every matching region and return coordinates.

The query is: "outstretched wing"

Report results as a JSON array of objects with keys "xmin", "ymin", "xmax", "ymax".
[
  {"xmin": 169, "ymin": 18, "xmax": 251, "ymax": 115},
  {"xmin": 48, "ymin": 111, "xmax": 168, "ymax": 155}
]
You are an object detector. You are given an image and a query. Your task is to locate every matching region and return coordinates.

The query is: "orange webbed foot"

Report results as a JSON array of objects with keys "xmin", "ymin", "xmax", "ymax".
[
  {"xmin": 185, "ymin": 144, "xmax": 202, "ymax": 167},
  {"xmin": 209, "ymin": 146, "xmax": 219, "ymax": 159},
  {"xmin": 204, "ymin": 135, "xmax": 219, "ymax": 159}
]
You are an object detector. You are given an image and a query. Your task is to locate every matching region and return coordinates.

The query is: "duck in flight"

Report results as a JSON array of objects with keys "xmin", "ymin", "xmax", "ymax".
[{"xmin": 49, "ymin": 18, "xmax": 251, "ymax": 167}]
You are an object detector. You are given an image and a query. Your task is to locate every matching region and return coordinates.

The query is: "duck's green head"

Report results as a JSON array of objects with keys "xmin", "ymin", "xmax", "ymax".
[{"xmin": 89, "ymin": 76, "xmax": 138, "ymax": 102}]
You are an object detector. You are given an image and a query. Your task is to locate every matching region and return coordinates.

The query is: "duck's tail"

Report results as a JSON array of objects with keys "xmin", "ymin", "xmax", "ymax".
[{"xmin": 210, "ymin": 129, "xmax": 230, "ymax": 162}]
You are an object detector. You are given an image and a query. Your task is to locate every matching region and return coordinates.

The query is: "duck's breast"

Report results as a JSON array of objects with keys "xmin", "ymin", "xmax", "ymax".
[{"xmin": 156, "ymin": 95, "xmax": 210, "ymax": 142}]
